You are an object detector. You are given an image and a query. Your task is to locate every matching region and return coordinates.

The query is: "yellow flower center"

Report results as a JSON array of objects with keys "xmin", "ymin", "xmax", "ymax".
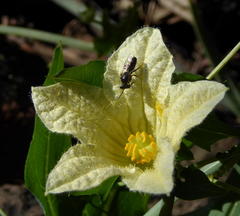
[{"xmin": 124, "ymin": 132, "xmax": 157, "ymax": 164}]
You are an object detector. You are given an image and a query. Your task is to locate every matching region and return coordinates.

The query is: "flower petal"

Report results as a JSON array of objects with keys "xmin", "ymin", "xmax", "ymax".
[
  {"xmin": 46, "ymin": 143, "xmax": 138, "ymax": 194},
  {"xmin": 104, "ymin": 27, "xmax": 174, "ymax": 100},
  {"xmin": 32, "ymin": 82, "xmax": 132, "ymax": 161},
  {"xmin": 160, "ymin": 80, "xmax": 228, "ymax": 151},
  {"xmin": 32, "ymin": 83, "xmax": 106, "ymax": 142},
  {"xmin": 122, "ymin": 138, "xmax": 174, "ymax": 194},
  {"xmin": 104, "ymin": 27, "xmax": 174, "ymax": 135}
]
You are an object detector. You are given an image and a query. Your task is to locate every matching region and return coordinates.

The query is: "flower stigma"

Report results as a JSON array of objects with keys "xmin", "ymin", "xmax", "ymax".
[{"xmin": 125, "ymin": 132, "xmax": 157, "ymax": 164}]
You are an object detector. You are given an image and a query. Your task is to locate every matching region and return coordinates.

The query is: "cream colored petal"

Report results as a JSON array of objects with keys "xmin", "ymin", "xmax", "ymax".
[
  {"xmin": 104, "ymin": 27, "xmax": 174, "ymax": 100},
  {"xmin": 32, "ymin": 82, "xmax": 133, "ymax": 162},
  {"xmin": 32, "ymin": 82, "xmax": 105, "ymax": 142},
  {"xmin": 103, "ymin": 27, "xmax": 174, "ymax": 135},
  {"xmin": 46, "ymin": 143, "xmax": 138, "ymax": 194},
  {"xmin": 122, "ymin": 139, "xmax": 174, "ymax": 194},
  {"xmin": 160, "ymin": 81, "xmax": 228, "ymax": 151}
]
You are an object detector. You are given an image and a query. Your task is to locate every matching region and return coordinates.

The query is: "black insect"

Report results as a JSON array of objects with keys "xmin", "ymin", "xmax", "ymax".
[
  {"xmin": 120, "ymin": 56, "xmax": 138, "ymax": 89},
  {"xmin": 117, "ymin": 56, "xmax": 140, "ymax": 99}
]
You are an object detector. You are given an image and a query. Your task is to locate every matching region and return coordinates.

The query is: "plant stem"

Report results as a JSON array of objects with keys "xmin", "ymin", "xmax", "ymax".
[
  {"xmin": 101, "ymin": 186, "xmax": 118, "ymax": 216},
  {"xmin": 51, "ymin": 0, "xmax": 87, "ymax": 17},
  {"xmin": 207, "ymin": 41, "xmax": 240, "ymax": 80},
  {"xmin": 0, "ymin": 25, "xmax": 94, "ymax": 51},
  {"xmin": 0, "ymin": 208, "xmax": 7, "ymax": 216},
  {"xmin": 51, "ymin": 0, "xmax": 103, "ymax": 25}
]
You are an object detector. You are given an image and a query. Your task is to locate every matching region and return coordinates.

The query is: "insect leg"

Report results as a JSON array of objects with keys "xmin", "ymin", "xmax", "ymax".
[{"xmin": 117, "ymin": 89, "xmax": 125, "ymax": 99}]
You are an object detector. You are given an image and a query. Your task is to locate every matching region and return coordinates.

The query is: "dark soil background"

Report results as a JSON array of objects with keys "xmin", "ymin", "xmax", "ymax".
[
  {"xmin": 0, "ymin": 0, "xmax": 72, "ymax": 185},
  {"xmin": 0, "ymin": 0, "xmax": 240, "ymax": 215}
]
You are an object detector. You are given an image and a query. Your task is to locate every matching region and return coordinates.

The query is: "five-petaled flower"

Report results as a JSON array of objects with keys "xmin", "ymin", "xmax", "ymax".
[{"xmin": 32, "ymin": 27, "xmax": 227, "ymax": 195}]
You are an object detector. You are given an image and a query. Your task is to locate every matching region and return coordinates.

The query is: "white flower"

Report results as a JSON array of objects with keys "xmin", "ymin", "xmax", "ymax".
[{"xmin": 32, "ymin": 27, "xmax": 227, "ymax": 195}]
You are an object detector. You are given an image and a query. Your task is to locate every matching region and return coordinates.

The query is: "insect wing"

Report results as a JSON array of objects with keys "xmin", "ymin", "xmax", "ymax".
[
  {"xmin": 123, "ymin": 56, "xmax": 137, "ymax": 73},
  {"xmin": 127, "ymin": 56, "xmax": 137, "ymax": 73}
]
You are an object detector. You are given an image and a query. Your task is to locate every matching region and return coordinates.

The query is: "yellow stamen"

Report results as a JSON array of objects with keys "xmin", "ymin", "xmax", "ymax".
[{"xmin": 124, "ymin": 132, "xmax": 157, "ymax": 164}]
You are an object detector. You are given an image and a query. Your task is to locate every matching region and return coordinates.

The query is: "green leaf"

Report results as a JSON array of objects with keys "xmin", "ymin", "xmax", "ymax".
[
  {"xmin": 183, "ymin": 168, "xmax": 240, "ymax": 215},
  {"xmin": 71, "ymin": 176, "xmax": 118, "ymax": 198},
  {"xmin": 185, "ymin": 113, "xmax": 240, "ymax": 151},
  {"xmin": 25, "ymin": 117, "xmax": 85, "ymax": 216},
  {"xmin": 175, "ymin": 166, "xmax": 226, "ymax": 200},
  {"xmin": 209, "ymin": 201, "xmax": 240, "ymax": 216},
  {"xmin": 82, "ymin": 196, "xmax": 103, "ymax": 216},
  {"xmin": 200, "ymin": 161, "xmax": 222, "ymax": 175},
  {"xmin": 110, "ymin": 190, "xmax": 149, "ymax": 216},
  {"xmin": 176, "ymin": 142, "xmax": 194, "ymax": 161},
  {"xmin": 46, "ymin": 44, "xmax": 64, "ymax": 84},
  {"xmin": 79, "ymin": 7, "xmax": 95, "ymax": 23},
  {"xmin": 82, "ymin": 204, "xmax": 100, "ymax": 216},
  {"xmin": 143, "ymin": 196, "xmax": 175, "ymax": 216},
  {"xmin": 225, "ymin": 168, "xmax": 240, "ymax": 193},
  {"xmin": 143, "ymin": 200, "xmax": 164, "ymax": 216},
  {"xmin": 234, "ymin": 163, "xmax": 240, "ymax": 175},
  {"xmin": 172, "ymin": 72, "xmax": 204, "ymax": 84},
  {"xmin": 80, "ymin": 179, "xmax": 119, "ymax": 216},
  {"xmin": 25, "ymin": 45, "xmax": 85, "ymax": 215},
  {"xmin": 54, "ymin": 60, "xmax": 105, "ymax": 87},
  {"xmin": 214, "ymin": 145, "xmax": 240, "ymax": 178}
]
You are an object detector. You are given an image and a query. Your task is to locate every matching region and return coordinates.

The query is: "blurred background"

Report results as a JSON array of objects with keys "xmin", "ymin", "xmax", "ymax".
[{"xmin": 0, "ymin": 0, "xmax": 240, "ymax": 215}]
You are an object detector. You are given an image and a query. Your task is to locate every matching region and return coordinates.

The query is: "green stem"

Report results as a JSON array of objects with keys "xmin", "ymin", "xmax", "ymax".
[
  {"xmin": 0, "ymin": 208, "xmax": 7, "ymax": 216},
  {"xmin": 207, "ymin": 41, "xmax": 240, "ymax": 80},
  {"xmin": 101, "ymin": 187, "xmax": 118, "ymax": 216},
  {"xmin": 0, "ymin": 25, "xmax": 94, "ymax": 51},
  {"xmin": 51, "ymin": 0, "xmax": 87, "ymax": 17},
  {"xmin": 51, "ymin": 0, "xmax": 103, "ymax": 24}
]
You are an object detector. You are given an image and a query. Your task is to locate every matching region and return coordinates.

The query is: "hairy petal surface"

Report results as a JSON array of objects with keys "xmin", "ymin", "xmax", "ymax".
[
  {"xmin": 160, "ymin": 81, "xmax": 228, "ymax": 151},
  {"xmin": 104, "ymin": 27, "xmax": 174, "ymax": 99},
  {"xmin": 32, "ymin": 83, "xmax": 106, "ymax": 142},
  {"xmin": 122, "ymin": 139, "xmax": 174, "ymax": 194},
  {"xmin": 32, "ymin": 82, "xmax": 133, "ymax": 162},
  {"xmin": 46, "ymin": 144, "xmax": 139, "ymax": 194},
  {"xmin": 104, "ymin": 27, "xmax": 174, "ymax": 136}
]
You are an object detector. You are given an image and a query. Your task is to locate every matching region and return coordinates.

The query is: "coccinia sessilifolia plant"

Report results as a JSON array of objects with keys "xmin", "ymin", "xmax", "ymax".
[{"xmin": 26, "ymin": 27, "xmax": 240, "ymax": 216}]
